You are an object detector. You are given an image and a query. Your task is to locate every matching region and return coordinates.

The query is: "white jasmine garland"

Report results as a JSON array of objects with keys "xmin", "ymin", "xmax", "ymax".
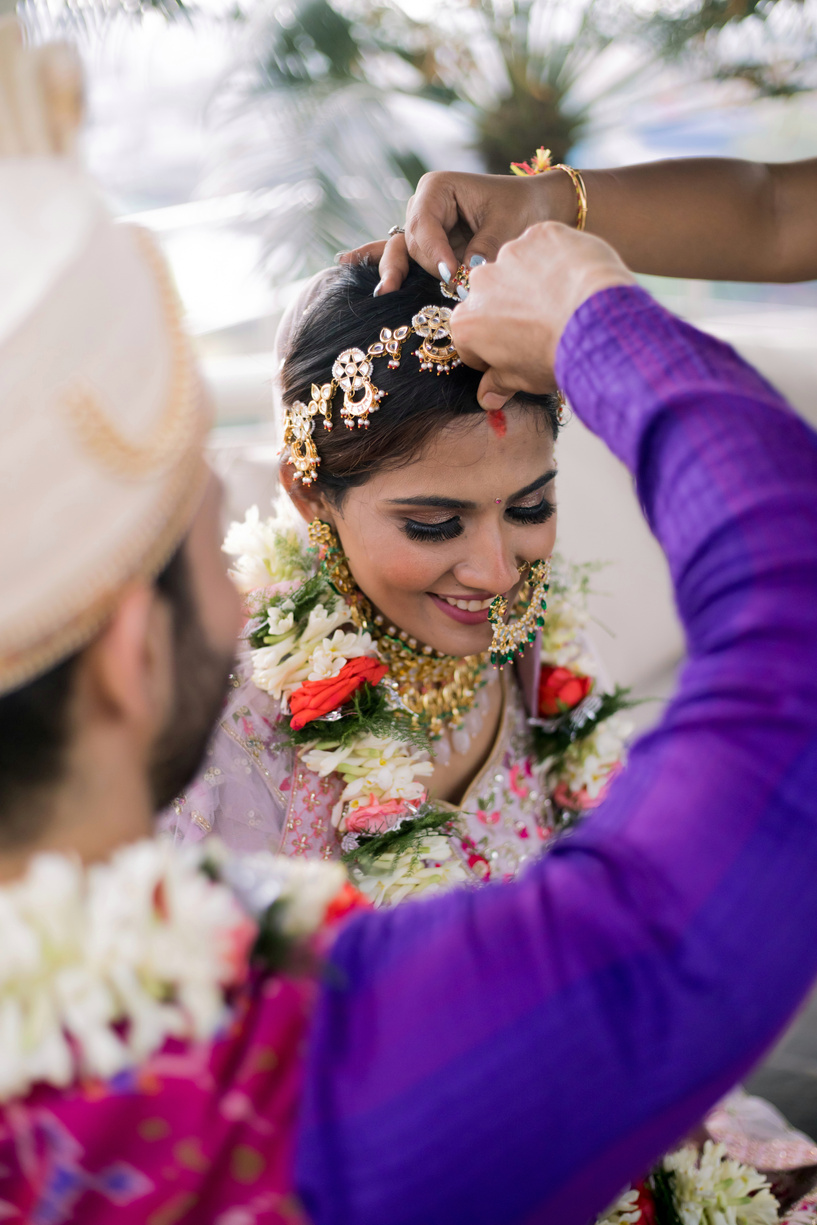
[
  {"xmin": 303, "ymin": 735, "xmax": 433, "ymax": 828},
  {"xmin": 0, "ymin": 840, "xmax": 348, "ymax": 1104},
  {"xmin": 251, "ymin": 600, "xmax": 351, "ymax": 702},
  {"xmin": 353, "ymin": 836, "xmax": 469, "ymax": 907},
  {"xmin": 557, "ymin": 714, "xmax": 632, "ymax": 800},
  {"xmin": 663, "ymin": 1143, "xmax": 779, "ymax": 1225}
]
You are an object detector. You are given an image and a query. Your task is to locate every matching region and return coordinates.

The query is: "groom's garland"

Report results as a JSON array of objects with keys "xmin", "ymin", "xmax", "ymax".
[{"xmin": 226, "ymin": 508, "xmax": 634, "ymax": 905}]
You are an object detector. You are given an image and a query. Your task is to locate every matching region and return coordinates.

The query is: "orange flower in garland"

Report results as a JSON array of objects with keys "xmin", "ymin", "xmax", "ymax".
[
  {"xmin": 538, "ymin": 665, "xmax": 592, "ymax": 717},
  {"xmin": 289, "ymin": 656, "xmax": 388, "ymax": 730}
]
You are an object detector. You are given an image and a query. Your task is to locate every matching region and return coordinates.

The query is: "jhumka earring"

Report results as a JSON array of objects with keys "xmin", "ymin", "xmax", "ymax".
[
  {"xmin": 307, "ymin": 519, "xmax": 372, "ymax": 628},
  {"xmin": 489, "ymin": 558, "xmax": 551, "ymax": 666}
]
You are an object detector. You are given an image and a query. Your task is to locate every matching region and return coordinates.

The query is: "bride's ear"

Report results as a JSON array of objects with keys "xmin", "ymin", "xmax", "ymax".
[{"xmin": 278, "ymin": 456, "xmax": 334, "ymax": 525}]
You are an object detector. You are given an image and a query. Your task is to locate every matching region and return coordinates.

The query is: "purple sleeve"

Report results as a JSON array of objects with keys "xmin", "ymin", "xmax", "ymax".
[{"xmin": 296, "ymin": 286, "xmax": 817, "ymax": 1225}]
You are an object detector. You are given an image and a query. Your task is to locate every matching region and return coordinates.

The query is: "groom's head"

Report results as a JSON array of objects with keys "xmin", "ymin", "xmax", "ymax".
[
  {"xmin": 0, "ymin": 39, "xmax": 241, "ymax": 854},
  {"xmin": 0, "ymin": 472, "xmax": 240, "ymax": 848}
]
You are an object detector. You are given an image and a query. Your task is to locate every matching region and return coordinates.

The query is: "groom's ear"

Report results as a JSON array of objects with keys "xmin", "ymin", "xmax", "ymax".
[{"xmin": 278, "ymin": 457, "xmax": 333, "ymax": 525}]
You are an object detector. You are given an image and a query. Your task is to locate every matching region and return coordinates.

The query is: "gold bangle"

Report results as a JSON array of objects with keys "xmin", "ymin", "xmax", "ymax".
[{"xmin": 552, "ymin": 163, "xmax": 587, "ymax": 232}]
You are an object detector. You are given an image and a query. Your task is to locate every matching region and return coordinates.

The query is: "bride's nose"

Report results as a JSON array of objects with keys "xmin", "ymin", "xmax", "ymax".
[{"xmin": 453, "ymin": 527, "xmax": 520, "ymax": 597}]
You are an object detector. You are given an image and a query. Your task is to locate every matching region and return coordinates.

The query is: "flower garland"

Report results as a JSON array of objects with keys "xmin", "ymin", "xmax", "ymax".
[
  {"xmin": 597, "ymin": 1143, "xmax": 784, "ymax": 1225},
  {"xmin": 226, "ymin": 506, "xmax": 634, "ymax": 903},
  {"xmin": 0, "ymin": 838, "xmax": 361, "ymax": 1104}
]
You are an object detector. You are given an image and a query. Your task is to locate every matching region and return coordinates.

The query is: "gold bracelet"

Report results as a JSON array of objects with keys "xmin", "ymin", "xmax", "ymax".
[{"xmin": 552, "ymin": 163, "xmax": 588, "ymax": 232}]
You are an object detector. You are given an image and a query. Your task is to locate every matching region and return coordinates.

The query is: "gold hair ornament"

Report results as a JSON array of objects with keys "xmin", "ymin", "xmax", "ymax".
[{"xmin": 284, "ymin": 306, "xmax": 461, "ymax": 485}]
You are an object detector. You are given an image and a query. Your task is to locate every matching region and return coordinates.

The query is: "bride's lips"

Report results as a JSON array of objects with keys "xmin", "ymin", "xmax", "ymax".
[{"xmin": 428, "ymin": 591, "xmax": 500, "ymax": 625}]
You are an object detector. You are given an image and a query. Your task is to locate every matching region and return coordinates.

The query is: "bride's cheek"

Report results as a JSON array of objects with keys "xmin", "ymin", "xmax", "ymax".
[{"xmin": 379, "ymin": 547, "xmax": 446, "ymax": 595}]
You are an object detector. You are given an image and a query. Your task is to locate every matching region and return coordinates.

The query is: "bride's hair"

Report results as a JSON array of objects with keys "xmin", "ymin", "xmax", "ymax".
[{"xmin": 280, "ymin": 259, "xmax": 561, "ymax": 504}]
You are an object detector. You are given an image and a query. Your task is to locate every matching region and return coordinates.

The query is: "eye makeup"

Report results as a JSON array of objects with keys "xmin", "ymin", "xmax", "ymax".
[
  {"xmin": 396, "ymin": 468, "xmax": 557, "ymax": 543},
  {"xmin": 403, "ymin": 517, "xmax": 463, "ymax": 543}
]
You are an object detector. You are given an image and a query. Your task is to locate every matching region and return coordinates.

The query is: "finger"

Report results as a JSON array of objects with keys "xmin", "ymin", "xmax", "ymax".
[
  {"xmin": 476, "ymin": 369, "xmax": 516, "ymax": 412},
  {"xmin": 462, "ymin": 231, "xmax": 503, "ymax": 270},
  {"xmin": 375, "ymin": 233, "xmax": 410, "ymax": 296},
  {"xmin": 404, "ymin": 176, "xmax": 461, "ymax": 285},
  {"xmin": 337, "ymin": 240, "xmax": 386, "ymax": 267}
]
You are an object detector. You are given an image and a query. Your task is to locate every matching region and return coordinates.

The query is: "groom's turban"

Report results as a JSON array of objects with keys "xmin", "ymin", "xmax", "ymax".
[{"xmin": 0, "ymin": 20, "xmax": 209, "ymax": 694}]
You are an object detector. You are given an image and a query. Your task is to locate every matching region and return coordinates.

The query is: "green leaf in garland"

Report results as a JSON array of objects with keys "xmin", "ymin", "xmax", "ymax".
[
  {"xmin": 342, "ymin": 806, "xmax": 458, "ymax": 877},
  {"xmin": 529, "ymin": 685, "xmax": 638, "ymax": 763},
  {"xmin": 248, "ymin": 573, "xmax": 337, "ymax": 650},
  {"xmin": 649, "ymin": 1164, "xmax": 683, "ymax": 1225}
]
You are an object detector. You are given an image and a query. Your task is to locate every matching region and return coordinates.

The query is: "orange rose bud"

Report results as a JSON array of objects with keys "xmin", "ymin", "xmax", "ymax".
[
  {"xmin": 289, "ymin": 656, "xmax": 388, "ymax": 730},
  {"xmin": 324, "ymin": 881, "xmax": 373, "ymax": 925},
  {"xmin": 538, "ymin": 665, "xmax": 592, "ymax": 717}
]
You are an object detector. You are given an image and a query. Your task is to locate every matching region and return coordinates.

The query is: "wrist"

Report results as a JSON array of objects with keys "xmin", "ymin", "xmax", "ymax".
[{"xmin": 530, "ymin": 169, "xmax": 579, "ymax": 227}]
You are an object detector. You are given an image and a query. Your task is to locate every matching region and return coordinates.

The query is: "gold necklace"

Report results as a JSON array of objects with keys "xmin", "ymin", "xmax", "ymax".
[{"xmin": 308, "ymin": 519, "xmax": 490, "ymax": 738}]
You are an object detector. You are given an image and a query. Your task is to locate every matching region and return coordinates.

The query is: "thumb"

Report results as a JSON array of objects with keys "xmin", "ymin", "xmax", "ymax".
[{"xmin": 477, "ymin": 369, "xmax": 516, "ymax": 411}]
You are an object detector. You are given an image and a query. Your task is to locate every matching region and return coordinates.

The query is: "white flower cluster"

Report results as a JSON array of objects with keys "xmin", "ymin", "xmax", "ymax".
[
  {"xmin": 252, "ymin": 599, "xmax": 370, "ymax": 703},
  {"xmin": 303, "ymin": 734, "xmax": 433, "ymax": 824},
  {"xmin": 541, "ymin": 562, "xmax": 596, "ymax": 676},
  {"xmin": 0, "ymin": 840, "xmax": 250, "ymax": 1102},
  {"xmin": 596, "ymin": 1189, "xmax": 642, "ymax": 1225},
  {"xmin": 663, "ymin": 1143, "xmax": 779, "ymax": 1225},
  {"xmin": 0, "ymin": 840, "xmax": 349, "ymax": 1103},
  {"xmin": 223, "ymin": 506, "xmax": 309, "ymax": 594},
  {"xmin": 353, "ymin": 836, "xmax": 469, "ymax": 907},
  {"xmin": 557, "ymin": 713, "xmax": 632, "ymax": 801},
  {"xmin": 219, "ymin": 849, "xmax": 347, "ymax": 936}
]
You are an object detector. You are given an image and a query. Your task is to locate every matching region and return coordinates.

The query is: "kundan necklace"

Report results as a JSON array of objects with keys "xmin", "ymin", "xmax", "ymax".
[{"xmin": 309, "ymin": 519, "xmax": 490, "ymax": 739}]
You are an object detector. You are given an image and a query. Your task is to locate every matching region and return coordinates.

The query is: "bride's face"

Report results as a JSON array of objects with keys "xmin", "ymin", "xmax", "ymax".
[{"xmin": 303, "ymin": 405, "xmax": 557, "ymax": 658}]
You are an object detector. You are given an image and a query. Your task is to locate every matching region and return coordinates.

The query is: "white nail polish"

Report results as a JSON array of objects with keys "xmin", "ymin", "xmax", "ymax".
[
  {"xmin": 470, "ymin": 254, "xmax": 487, "ymax": 268},
  {"xmin": 457, "ymin": 285, "xmax": 469, "ymax": 301},
  {"xmin": 438, "ymin": 262, "xmax": 452, "ymax": 284}
]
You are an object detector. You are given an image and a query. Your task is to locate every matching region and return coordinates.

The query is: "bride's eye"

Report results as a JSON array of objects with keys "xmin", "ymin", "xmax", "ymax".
[
  {"xmin": 403, "ymin": 517, "xmax": 463, "ymax": 543},
  {"xmin": 506, "ymin": 496, "xmax": 556, "ymax": 526}
]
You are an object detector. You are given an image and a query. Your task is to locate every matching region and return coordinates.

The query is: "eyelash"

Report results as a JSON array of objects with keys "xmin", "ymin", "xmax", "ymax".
[
  {"xmin": 505, "ymin": 496, "xmax": 556, "ymax": 526},
  {"xmin": 403, "ymin": 497, "xmax": 555, "ymax": 543},
  {"xmin": 404, "ymin": 518, "xmax": 463, "ymax": 543}
]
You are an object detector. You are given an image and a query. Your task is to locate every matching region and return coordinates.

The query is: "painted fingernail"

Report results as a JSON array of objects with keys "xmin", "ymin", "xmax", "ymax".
[
  {"xmin": 438, "ymin": 261, "xmax": 452, "ymax": 284},
  {"xmin": 373, "ymin": 280, "xmax": 383, "ymax": 297},
  {"xmin": 334, "ymin": 252, "xmax": 345, "ymax": 264},
  {"xmin": 469, "ymin": 254, "xmax": 487, "ymax": 268},
  {"xmin": 457, "ymin": 284, "xmax": 469, "ymax": 302}
]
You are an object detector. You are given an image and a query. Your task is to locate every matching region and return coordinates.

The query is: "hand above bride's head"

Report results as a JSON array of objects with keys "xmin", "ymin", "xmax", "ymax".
[
  {"xmin": 338, "ymin": 168, "xmax": 579, "ymax": 296},
  {"xmin": 452, "ymin": 223, "xmax": 635, "ymax": 410}
]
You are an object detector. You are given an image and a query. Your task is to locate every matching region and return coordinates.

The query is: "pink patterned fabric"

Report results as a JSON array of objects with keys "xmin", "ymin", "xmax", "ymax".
[{"xmin": 0, "ymin": 973, "xmax": 314, "ymax": 1224}]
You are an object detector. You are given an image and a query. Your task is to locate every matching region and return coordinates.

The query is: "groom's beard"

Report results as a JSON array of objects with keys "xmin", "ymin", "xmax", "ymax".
[{"xmin": 149, "ymin": 606, "xmax": 234, "ymax": 812}]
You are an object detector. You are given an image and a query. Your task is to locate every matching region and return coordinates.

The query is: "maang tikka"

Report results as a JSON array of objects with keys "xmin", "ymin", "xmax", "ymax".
[{"xmin": 283, "ymin": 305, "xmax": 461, "ymax": 485}]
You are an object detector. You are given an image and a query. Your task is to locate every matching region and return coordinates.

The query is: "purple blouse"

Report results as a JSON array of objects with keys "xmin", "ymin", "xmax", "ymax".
[{"xmin": 296, "ymin": 287, "xmax": 817, "ymax": 1223}]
